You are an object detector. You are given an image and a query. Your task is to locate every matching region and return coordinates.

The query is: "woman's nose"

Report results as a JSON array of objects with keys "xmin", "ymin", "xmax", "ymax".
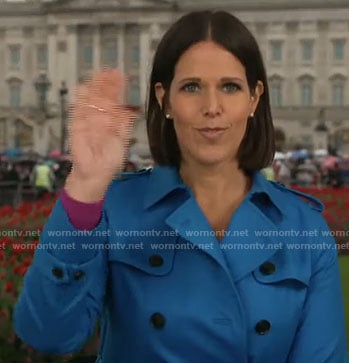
[{"xmin": 202, "ymin": 89, "xmax": 222, "ymax": 117}]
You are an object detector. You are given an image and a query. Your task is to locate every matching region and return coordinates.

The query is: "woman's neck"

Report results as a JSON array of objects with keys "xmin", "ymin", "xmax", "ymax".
[{"xmin": 179, "ymin": 160, "xmax": 251, "ymax": 201}]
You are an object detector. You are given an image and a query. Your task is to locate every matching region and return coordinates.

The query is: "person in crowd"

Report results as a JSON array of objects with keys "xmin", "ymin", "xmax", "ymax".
[
  {"xmin": 30, "ymin": 158, "xmax": 55, "ymax": 199},
  {"xmin": 328, "ymin": 162, "xmax": 344, "ymax": 188},
  {"xmin": 14, "ymin": 10, "xmax": 347, "ymax": 363},
  {"xmin": 295, "ymin": 158, "xmax": 319, "ymax": 187},
  {"xmin": 275, "ymin": 159, "xmax": 291, "ymax": 187},
  {"xmin": 261, "ymin": 164, "xmax": 275, "ymax": 181},
  {"xmin": 3, "ymin": 162, "xmax": 19, "ymax": 182}
]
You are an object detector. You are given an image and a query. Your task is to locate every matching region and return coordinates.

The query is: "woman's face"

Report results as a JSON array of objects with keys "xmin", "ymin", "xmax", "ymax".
[{"xmin": 155, "ymin": 40, "xmax": 263, "ymax": 167}]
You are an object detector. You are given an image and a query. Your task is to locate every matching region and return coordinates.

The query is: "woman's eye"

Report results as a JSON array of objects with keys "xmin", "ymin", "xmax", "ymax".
[
  {"xmin": 222, "ymin": 83, "xmax": 240, "ymax": 93},
  {"xmin": 181, "ymin": 83, "xmax": 200, "ymax": 92}
]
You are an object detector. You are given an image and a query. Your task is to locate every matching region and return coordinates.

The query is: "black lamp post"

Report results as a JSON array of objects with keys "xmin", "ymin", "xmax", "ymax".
[
  {"xmin": 314, "ymin": 107, "xmax": 329, "ymax": 150},
  {"xmin": 34, "ymin": 73, "xmax": 51, "ymax": 115},
  {"xmin": 14, "ymin": 119, "xmax": 20, "ymax": 149},
  {"xmin": 314, "ymin": 107, "xmax": 329, "ymax": 132},
  {"xmin": 59, "ymin": 81, "xmax": 68, "ymax": 154}
]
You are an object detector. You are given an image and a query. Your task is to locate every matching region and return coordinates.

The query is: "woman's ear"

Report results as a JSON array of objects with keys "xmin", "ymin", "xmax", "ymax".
[
  {"xmin": 155, "ymin": 82, "xmax": 166, "ymax": 111},
  {"xmin": 251, "ymin": 81, "xmax": 264, "ymax": 114}
]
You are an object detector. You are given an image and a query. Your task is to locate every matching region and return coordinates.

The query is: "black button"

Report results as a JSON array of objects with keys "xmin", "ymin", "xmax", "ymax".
[
  {"xmin": 255, "ymin": 320, "xmax": 271, "ymax": 335},
  {"xmin": 73, "ymin": 270, "xmax": 85, "ymax": 280},
  {"xmin": 52, "ymin": 267, "xmax": 64, "ymax": 279},
  {"xmin": 259, "ymin": 262, "xmax": 276, "ymax": 275},
  {"xmin": 149, "ymin": 254, "xmax": 163, "ymax": 267},
  {"xmin": 150, "ymin": 313, "xmax": 166, "ymax": 329}
]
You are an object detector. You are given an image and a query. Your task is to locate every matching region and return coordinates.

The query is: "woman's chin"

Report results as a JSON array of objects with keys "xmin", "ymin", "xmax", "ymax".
[{"xmin": 192, "ymin": 150, "xmax": 233, "ymax": 166}]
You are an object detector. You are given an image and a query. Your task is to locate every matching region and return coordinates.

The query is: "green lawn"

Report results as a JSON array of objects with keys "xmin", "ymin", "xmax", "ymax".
[{"xmin": 339, "ymin": 256, "xmax": 349, "ymax": 354}]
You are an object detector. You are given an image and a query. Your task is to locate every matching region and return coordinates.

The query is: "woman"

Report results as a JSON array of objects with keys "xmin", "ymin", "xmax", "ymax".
[{"xmin": 14, "ymin": 10, "xmax": 347, "ymax": 363}]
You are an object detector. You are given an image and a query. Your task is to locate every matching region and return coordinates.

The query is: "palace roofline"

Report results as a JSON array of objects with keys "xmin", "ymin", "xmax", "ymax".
[{"xmin": 0, "ymin": 0, "xmax": 349, "ymax": 16}]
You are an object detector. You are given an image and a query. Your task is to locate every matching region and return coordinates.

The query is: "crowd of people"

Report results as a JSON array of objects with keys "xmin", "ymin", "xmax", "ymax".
[
  {"xmin": 0, "ymin": 146, "xmax": 155, "ymax": 204},
  {"xmin": 0, "ymin": 149, "xmax": 348, "ymax": 202},
  {"xmin": 0, "ymin": 156, "xmax": 71, "ymax": 204},
  {"xmin": 262, "ymin": 153, "xmax": 349, "ymax": 188}
]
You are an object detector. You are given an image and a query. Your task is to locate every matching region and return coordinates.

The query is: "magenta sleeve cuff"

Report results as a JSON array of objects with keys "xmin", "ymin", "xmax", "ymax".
[{"xmin": 60, "ymin": 187, "xmax": 104, "ymax": 230}]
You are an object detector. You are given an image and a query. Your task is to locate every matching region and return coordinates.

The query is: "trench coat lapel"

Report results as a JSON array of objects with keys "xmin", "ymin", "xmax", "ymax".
[
  {"xmin": 144, "ymin": 166, "xmax": 286, "ymax": 278},
  {"xmin": 165, "ymin": 196, "xmax": 229, "ymax": 271},
  {"xmin": 220, "ymin": 198, "xmax": 283, "ymax": 282}
]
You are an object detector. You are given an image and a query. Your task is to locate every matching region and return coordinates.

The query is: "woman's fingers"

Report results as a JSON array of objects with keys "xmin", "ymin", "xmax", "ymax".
[
  {"xmin": 114, "ymin": 107, "xmax": 137, "ymax": 142},
  {"xmin": 87, "ymin": 68, "xmax": 127, "ymax": 104}
]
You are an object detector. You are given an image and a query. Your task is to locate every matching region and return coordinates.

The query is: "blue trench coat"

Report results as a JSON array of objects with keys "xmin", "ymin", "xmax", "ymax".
[{"xmin": 14, "ymin": 166, "xmax": 348, "ymax": 363}]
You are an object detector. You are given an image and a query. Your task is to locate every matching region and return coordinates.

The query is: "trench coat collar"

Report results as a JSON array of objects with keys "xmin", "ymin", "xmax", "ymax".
[
  {"xmin": 144, "ymin": 165, "xmax": 286, "ymax": 217},
  {"xmin": 143, "ymin": 166, "xmax": 188, "ymax": 210}
]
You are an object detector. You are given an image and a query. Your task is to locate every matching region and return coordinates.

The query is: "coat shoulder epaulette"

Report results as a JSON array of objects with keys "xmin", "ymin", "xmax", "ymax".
[
  {"xmin": 270, "ymin": 181, "xmax": 324, "ymax": 212},
  {"xmin": 113, "ymin": 167, "xmax": 153, "ymax": 181}
]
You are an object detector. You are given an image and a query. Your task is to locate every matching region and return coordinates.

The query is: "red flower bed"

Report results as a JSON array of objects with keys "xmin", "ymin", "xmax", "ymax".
[
  {"xmin": 0, "ymin": 194, "xmax": 98, "ymax": 362},
  {"xmin": 293, "ymin": 186, "xmax": 349, "ymax": 254}
]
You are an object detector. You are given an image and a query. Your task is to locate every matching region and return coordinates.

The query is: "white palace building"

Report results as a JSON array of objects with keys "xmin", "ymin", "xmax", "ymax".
[{"xmin": 1, "ymin": 0, "xmax": 349, "ymax": 156}]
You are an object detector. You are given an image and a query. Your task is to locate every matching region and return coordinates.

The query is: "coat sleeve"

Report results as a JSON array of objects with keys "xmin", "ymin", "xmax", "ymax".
[
  {"xmin": 286, "ymin": 216, "xmax": 348, "ymax": 363},
  {"xmin": 13, "ymin": 197, "xmax": 109, "ymax": 355}
]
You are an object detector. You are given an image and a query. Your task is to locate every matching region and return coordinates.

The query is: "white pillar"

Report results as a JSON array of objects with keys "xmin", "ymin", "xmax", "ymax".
[
  {"xmin": 317, "ymin": 21, "xmax": 329, "ymax": 105},
  {"xmin": 139, "ymin": 25, "xmax": 151, "ymax": 108},
  {"xmin": 93, "ymin": 25, "xmax": 101, "ymax": 71},
  {"xmin": 285, "ymin": 21, "xmax": 298, "ymax": 106},
  {"xmin": 314, "ymin": 131, "xmax": 328, "ymax": 150},
  {"xmin": 118, "ymin": 24, "xmax": 125, "ymax": 73},
  {"xmin": 0, "ymin": 28, "xmax": 5, "ymax": 108},
  {"xmin": 56, "ymin": 25, "xmax": 69, "ymax": 98},
  {"xmin": 66, "ymin": 25, "xmax": 78, "ymax": 96},
  {"xmin": 33, "ymin": 123, "xmax": 47, "ymax": 155},
  {"xmin": 47, "ymin": 25, "xmax": 58, "ymax": 105}
]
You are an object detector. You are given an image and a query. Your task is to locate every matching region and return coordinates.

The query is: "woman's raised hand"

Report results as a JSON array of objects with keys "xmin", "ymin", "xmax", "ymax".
[{"xmin": 65, "ymin": 69, "xmax": 136, "ymax": 202}]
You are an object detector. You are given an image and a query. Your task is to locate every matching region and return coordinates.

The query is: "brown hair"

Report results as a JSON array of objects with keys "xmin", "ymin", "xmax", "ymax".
[{"xmin": 146, "ymin": 10, "xmax": 275, "ymax": 170}]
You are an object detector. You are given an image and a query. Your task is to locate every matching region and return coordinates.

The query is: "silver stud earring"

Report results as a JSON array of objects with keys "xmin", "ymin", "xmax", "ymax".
[
  {"xmin": 165, "ymin": 114, "xmax": 171, "ymax": 119},
  {"xmin": 250, "ymin": 112, "xmax": 254, "ymax": 118}
]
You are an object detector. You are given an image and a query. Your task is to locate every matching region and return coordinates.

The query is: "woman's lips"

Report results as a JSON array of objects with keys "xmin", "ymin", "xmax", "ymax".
[{"xmin": 196, "ymin": 127, "xmax": 228, "ymax": 140}]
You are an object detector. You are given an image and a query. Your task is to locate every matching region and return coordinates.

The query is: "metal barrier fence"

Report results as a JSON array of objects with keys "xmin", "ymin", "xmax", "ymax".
[{"xmin": 0, "ymin": 181, "xmax": 37, "ymax": 207}]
